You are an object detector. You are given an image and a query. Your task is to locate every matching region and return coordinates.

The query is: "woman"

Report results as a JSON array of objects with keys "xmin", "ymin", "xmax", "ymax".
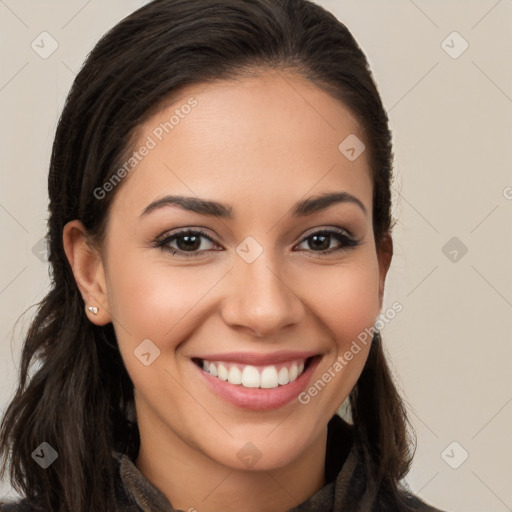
[{"xmin": 0, "ymin": 0, "xmax": 449, "ymax": 510}]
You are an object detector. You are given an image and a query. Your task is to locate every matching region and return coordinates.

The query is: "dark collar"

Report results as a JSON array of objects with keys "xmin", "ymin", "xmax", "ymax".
[{"xmin": 113, "ymin": 414, "xmax": 371, "ymax": 512}]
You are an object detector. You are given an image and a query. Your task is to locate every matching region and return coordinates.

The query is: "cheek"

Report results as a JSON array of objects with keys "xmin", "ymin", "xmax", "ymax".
[
  {"xmin": 298, "ymin": 258, "xmax": 381, "ymax": 348},
  {"xmin": 293, "ymin": 259, "xmax": 381, "ymax": 419},
  {"xmin": 106, "ymin": 253, "xmax": 217, "ymax": 344},
  {"xmin": 105, "ymin": 257, "xmax": 208, "ymax": 396}
]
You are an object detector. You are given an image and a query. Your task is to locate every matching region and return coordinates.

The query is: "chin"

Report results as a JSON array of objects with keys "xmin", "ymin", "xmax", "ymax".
[{"xmin": 201, "ymin": 424, "xmax": 320, "ymax": 473}]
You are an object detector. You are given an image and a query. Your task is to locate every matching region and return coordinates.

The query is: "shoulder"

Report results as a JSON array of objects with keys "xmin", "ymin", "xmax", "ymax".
[
  {"xmin": 0, "ymin": 498, "xmax": 44, "ymax": 511},
  {"xmin": 402, "ymin": 491, "xmax": 449, "ymax": 512},
  {"xmin": 376, "ymin": 483, "xmax": 450, "ymax": 512}
]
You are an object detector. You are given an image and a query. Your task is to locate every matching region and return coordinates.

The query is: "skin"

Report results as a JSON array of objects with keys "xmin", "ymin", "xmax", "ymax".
[{"xmin": 63, "ymin": 69, "xmax": 392, "ymax": 512}]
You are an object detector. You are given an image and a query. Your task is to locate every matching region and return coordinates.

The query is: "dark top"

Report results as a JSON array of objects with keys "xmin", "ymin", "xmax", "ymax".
[{"xmin": 0, "ymin": 414, "xmax": 448, "ymax": 511}]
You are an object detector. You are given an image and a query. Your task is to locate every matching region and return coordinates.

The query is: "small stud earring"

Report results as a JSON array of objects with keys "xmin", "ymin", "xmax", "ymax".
[{"xmin": 87, "ymin": 306, "xmax": 99, "ymax": 315}]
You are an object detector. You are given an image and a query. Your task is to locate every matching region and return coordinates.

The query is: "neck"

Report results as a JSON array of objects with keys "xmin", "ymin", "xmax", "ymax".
[{"xmin": 135, "ymin": 408, "xmax": 327, "ymax": 512}]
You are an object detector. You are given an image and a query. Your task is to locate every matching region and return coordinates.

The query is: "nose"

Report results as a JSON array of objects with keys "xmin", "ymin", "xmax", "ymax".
[{"xmin": 220, "ymin": 251, "xmax": 305, "ymax": 338}]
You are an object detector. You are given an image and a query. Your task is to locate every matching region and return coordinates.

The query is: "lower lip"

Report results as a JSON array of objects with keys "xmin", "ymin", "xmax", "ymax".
[{"xmin": 193, "ymin": 356, "xmax": 322, "ymax": 411}]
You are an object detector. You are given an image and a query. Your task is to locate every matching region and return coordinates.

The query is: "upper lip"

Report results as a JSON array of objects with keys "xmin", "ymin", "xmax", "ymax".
[{"xmin": 192, "ymin": 350, "xmax": 321, "ymax": 366}]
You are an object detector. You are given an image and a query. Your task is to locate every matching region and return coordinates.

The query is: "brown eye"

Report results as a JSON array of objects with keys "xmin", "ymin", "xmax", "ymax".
[
  {"xmin": 295, "ymin": 229, "xmax": 359, "ymax": 254},
  {"xmin": 155, "ymin": 229, "xmax": 218, "ymax": 257}
]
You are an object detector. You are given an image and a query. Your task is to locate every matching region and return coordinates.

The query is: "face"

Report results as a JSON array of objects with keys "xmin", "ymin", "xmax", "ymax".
[{"xmin": 93, "ymin": 70, "xmax": 390, "ymax": 471}]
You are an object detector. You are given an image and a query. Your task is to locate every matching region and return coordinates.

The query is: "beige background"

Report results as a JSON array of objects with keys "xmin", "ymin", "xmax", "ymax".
[{"xmin": 1, "ymin": 1, "xmax": 511, "ymax": 510}]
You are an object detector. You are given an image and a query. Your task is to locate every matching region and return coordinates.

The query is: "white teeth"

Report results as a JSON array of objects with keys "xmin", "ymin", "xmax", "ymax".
[
  {"xmin": 277, "ymin": 366, "xmax": 289, "ymax": 385},
  {"xmin": 200, "ymin": 358, "xmax": 309, "ymax": 388},
  {"xmin": 289, "ymin": 363, "xmax": 298, "ymax": 382},
  {"xmin": 208, "ymin": 362, "xmax": 217, "ymax": 377},
  {"xmin": 260, "ymin": 366, "xmax": 279, "ymax": 388},
  {"xmin": 227, "ymin": 366, "xmax": 242, "ymax": 385},
  {"xmin": 217, "ymin": 363, "xmax": 228, "ymax": 381},
  {"xmin": 242, "ymin": 366, "xmax": 260, "ymax": 388}
]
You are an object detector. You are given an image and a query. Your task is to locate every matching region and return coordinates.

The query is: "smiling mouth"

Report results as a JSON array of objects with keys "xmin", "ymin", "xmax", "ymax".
[{"xmin": 192, "ymin": 356, "xmax": 318, "ymax": 389}]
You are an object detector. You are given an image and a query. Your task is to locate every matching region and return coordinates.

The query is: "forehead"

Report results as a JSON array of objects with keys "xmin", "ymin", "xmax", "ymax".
[{"xmin": 110, "ymin": 70, "xmax": 372, "ymax": 219}]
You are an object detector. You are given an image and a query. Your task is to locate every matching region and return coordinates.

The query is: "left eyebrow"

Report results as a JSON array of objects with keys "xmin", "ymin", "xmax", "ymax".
[
  {"xmin": 139, "ymin": 191, "xmax": 367, "ymax": 219},
  {"xmin": 292, "ymin": 192, "xmax": 367, "ymax": 216}
]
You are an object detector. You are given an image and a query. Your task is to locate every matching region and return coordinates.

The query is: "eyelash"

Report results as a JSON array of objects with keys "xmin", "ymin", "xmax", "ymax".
[{"xmin": 153, "ymin": 227, "xmax": 360, "ymax": 258}]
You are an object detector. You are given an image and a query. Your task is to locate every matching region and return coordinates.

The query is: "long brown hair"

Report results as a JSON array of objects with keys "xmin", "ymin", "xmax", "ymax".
[{"xmin": 0, "ymin": 0, "xmax": 415, "ymax": 510}]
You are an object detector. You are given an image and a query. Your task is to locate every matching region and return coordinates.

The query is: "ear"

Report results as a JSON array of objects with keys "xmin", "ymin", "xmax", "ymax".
[
  {"xmin": 62, "ymin": 220, "xmax": 112, "ymax": 326},
  {"xmin": 376, "ymin": 232, "xmax": 393, "ymax": 310}
]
